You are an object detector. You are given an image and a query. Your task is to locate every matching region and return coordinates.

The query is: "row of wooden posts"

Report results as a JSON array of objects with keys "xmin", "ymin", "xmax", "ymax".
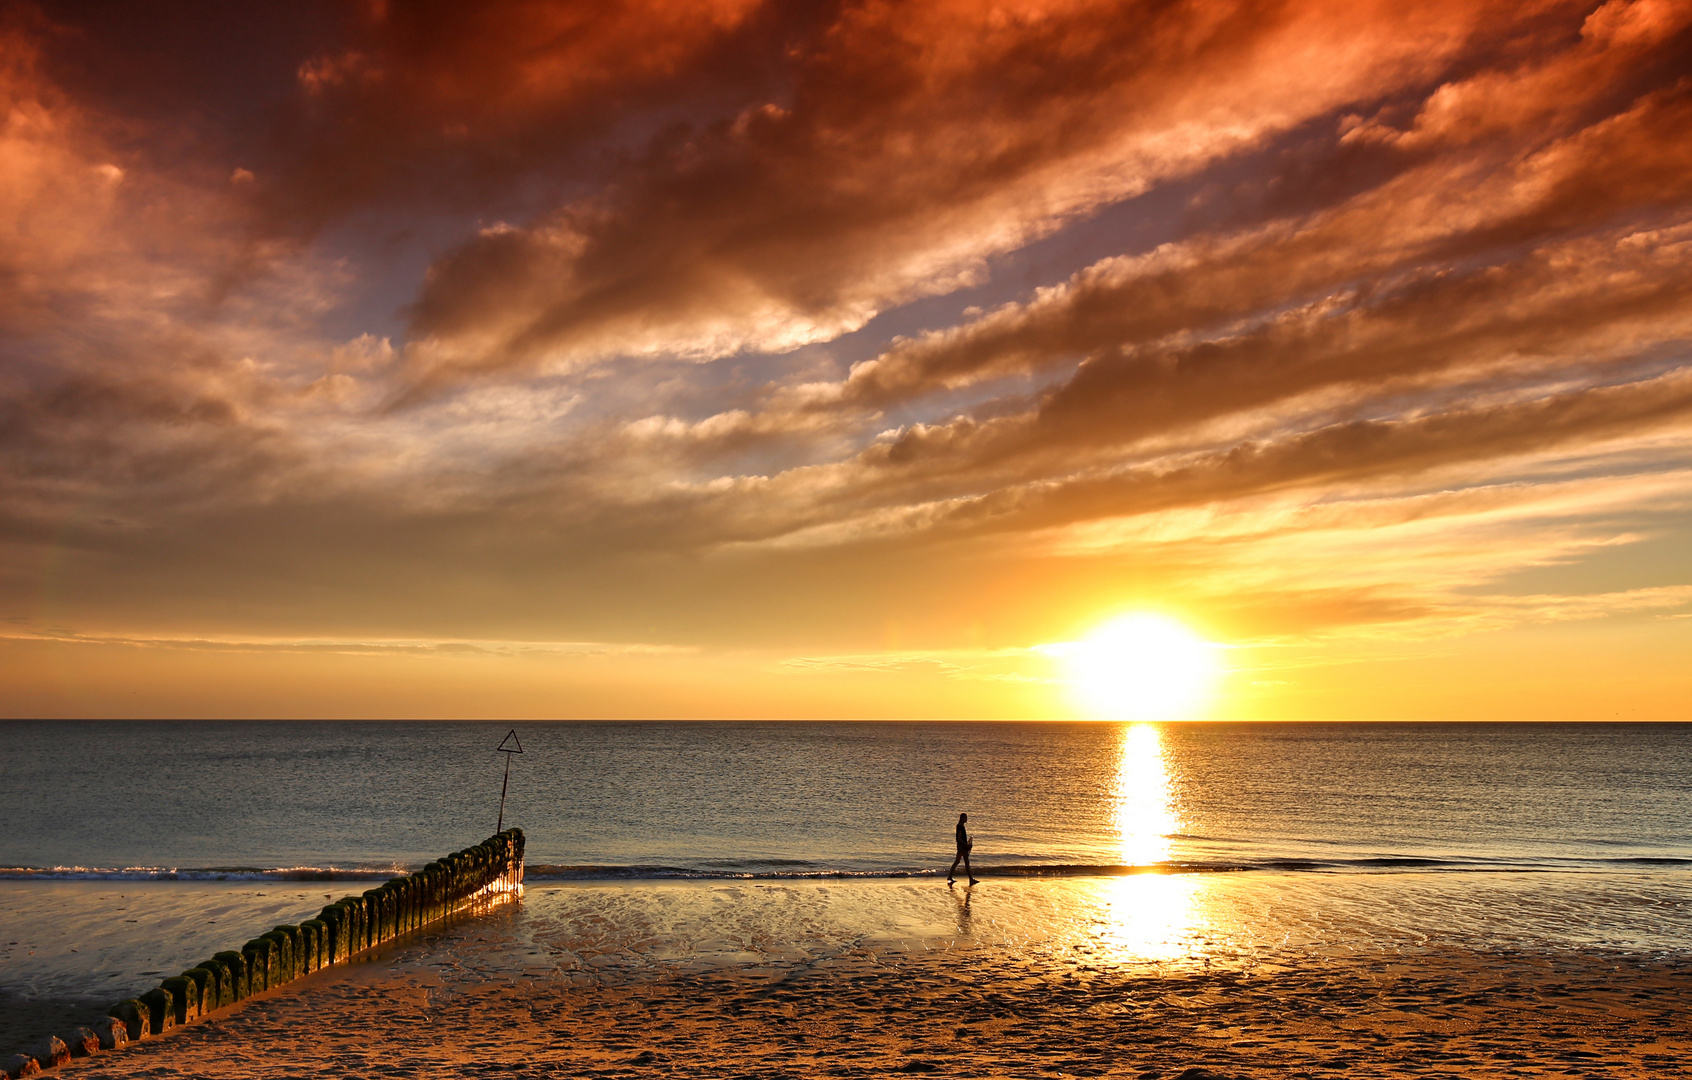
[{"xmin": 107, "ymin": 829, "xmax": 524, "ymax": 1041}]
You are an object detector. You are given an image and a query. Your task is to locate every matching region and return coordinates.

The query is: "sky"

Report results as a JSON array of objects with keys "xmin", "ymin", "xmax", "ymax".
[{"xmin": 2, "ymin": 0, "xmax": 1690, "ymax": 719}]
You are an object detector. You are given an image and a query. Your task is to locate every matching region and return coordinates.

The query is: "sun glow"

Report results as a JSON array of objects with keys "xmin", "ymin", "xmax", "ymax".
[{"xmin": 1056, "ymin": 613, "xmax": 1220, "ymax": 720}]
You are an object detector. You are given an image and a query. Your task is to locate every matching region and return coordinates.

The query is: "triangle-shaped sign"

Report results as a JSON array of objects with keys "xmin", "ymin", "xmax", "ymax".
[{"xmin": 496, "ymin": 729, "xmax": 523, "ymax": 753}]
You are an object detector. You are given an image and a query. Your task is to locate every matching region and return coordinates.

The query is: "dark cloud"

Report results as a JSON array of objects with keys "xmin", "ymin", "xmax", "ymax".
[
  {"xmin": 396, "ymin": 0, "xmax": 1512, "ymax": 386},
  {"xmin": 260, "ymin": 0, "xmax": 804, "ymax": 232}
]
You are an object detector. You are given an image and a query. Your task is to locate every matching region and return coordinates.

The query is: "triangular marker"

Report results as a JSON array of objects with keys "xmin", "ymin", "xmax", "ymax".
[{"xmin": 496, "ymin": 729, "xmax": 523, "ymax": 753}]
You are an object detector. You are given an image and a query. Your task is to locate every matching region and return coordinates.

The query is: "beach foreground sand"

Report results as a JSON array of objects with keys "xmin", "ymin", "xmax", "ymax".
[
  {"xmin": 14, "ymin": 875, "xmax": 1691, "ymax": 1078},
  {"xmin": 41, "ymin": 933, "xmax": 1692, "ymax": 1077}
]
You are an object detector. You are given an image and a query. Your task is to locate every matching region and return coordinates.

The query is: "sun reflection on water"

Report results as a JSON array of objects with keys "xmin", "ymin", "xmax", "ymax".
[
  {"xmin": 1112, "ymin": 723, "xmax": 1181, "ymax": 867},
  {"xmin": 1088, "ymin": 723, "xmax": 1204, "ymax": 962},
  {"xmin": 1085, "ymin": 873, "xmax": 1206, "ymax": 962}
]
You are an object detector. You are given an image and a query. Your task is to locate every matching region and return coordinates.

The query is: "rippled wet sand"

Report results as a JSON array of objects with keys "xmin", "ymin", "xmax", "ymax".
[
  {"xmin": 11, "ymin": 872, "xmax": 1689, "ymax": 1077},
  {"xmin": 43, "ymin": 926, "xmax": 1692, "ymax": 1079}
]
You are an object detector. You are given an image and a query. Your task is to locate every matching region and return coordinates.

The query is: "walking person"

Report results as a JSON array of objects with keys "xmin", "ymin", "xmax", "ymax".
[{"xmin": 948, "ymin": 812, "xmax": 979, "ymax": 885}]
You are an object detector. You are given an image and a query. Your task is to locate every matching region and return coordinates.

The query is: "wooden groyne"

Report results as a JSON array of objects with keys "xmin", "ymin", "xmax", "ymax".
[{"xmin": 2, "ymin": 829, "xmax": 524, "ymax": 1079}]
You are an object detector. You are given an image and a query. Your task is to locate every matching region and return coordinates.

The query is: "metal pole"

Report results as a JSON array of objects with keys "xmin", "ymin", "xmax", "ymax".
[
  {"xmin": 498, "ymin": 752, "xmax": 511, "ymax": 834},
  {"xmin": 493, "ymin": 728, "xmax": 522, "ymax": 835}
]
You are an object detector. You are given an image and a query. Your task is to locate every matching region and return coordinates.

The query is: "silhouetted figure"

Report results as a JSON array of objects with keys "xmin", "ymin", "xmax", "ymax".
[{"xmin": 948, "ymin": 812, "xmax": 978, "ymax": 885}]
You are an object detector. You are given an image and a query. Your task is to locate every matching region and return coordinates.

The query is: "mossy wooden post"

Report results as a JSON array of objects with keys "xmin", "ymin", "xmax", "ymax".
[
  {"xmin": 316, "ymin": 905, "xmax": 339, "ymax": 964},
  {"xmin": 367, "ymin": 887, "xmax": 386, "ymax": 946},
  {"xmin": 206, "ymin": 961, "xmax": 230, "ymax": 1007},
  {"xmin": 413, "ymin": 870, "xmax": 427, "ymax": 925},
  {"xmin": 214, "ymin": 951, "xmax": 248, "ymax": 1001},
  {"xmin": 353, "ymin": 891, "xmax": 373, "ymax": 951},
  {"xmin": 339, "ymin": 897, "xmax": 360, "ymax": 957},
  {"xmin": 258, "ymin": 933, "xmax": 282, "ymax": 986},
  {"xmin": 425, "ymin": 863, "xmax": 444, "ymax": 921},
  {"xmin": 138, "ymin": 987, "xmax": 173, "ymax": 1034},
  {"xmin": 393, "ymin": 883, "xmax": 406, "ymax": 939},
  {"xmin": 108, "ymin": 1000, "xmax": 149, "ymax": 1041},
  {"xmin": 323, "ymin": 907, "xmax": 350, "ymax": 961},
  {"xmin": 340, "ymin": 898, "xmax": 361, "ymax": 957},
  {"xmin": 355, "ymin": 893, "xmax": 371, "ymax": 952},
  {"xmin": 394, "ymin": 876, "xmax": 413, "ymax": 932},
  {"xmin": 289, "ymin": 924, "xmax": 310, "ymax": 977},
  {"xmin": 413, "ymin": 867, "xmax": 429, "ymax": 924},
  {"xmin": 260, "ymin": 930, "xmax": 293, "ymax": 985},
  {"xmin": 380, "ymin": 885, "xmax": 399, "ymax": 942},
  {"xmin": 179, "ymin": 968, "xmax": 215, "ymax": 1015},
  {"xmin": 159, "ymin": 977, "xmax": 199, "ymax": 1025},
  {"xmin": 294, "ymin": 922, "xmax": 315, "ymax": 974},
  {"xmin": 346, "ymin": 899, "xmax": 365, "ymax": 959},
  {"xmin": 202, "ymin": 961, "xmax": 236, "ymax": 1008},
  {"xmin": 301, "ymin": 918, "xmax": 328, "ymax": 972},
  {"xmin": 284, "ymin": 924, "xmax": 306, "ymax": 976},
  {"xmin": 185, "ymin": 964, "xmax": 220, "ymax": 1010},
  {"xmin": 242, "ymin": 937, "xmax": 273, "ymax": 993},
  {"xmin": 376, "ymin": 888, "xmax": 392, "ymax": 943},
  {"xmin": 390, "ymin": 876, "xmax": 408, "ymax": 933},
  {"xmin": 350, "ymin": 895, "xmax": 366, "ymax": 953}
]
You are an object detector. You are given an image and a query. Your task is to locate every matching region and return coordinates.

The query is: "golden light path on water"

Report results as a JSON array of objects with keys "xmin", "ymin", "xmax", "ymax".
[
  {"xmin": 1112, "ymin": 723, "xmax": 1179, "ymax": 867},
  {"xmin": 1095, "ymin": 722, "xmax": 1205, "ymax": 962}
]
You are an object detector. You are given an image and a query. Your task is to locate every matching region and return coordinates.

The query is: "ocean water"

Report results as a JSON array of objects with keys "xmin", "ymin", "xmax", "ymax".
[
  {"xmin": 2, "ymin": 720, "xmax": 1689, "ymax": 1045},
  {"xmin": 1, "ymin": 721, "xmax": 1687, "ymax": 877}
]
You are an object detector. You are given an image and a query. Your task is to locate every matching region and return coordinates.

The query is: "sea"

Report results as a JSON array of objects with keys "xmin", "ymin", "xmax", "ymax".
[{"xmin": 2, "ymin": 721, "xmax": 1689, "ymax": 1046}]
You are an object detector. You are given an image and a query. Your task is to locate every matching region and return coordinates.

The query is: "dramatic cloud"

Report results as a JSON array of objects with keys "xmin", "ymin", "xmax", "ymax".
[
  {"xmin": 3, "ymin": 0, "xmax": 1691, "ymax": 717},
  {"xmin": 397, "ymin": 0, "xmax": 1517, "ymax": 384}
]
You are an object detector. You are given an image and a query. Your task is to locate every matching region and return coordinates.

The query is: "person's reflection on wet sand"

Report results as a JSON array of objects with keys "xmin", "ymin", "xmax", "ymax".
[
  {"xmin": 952, "ymin": 881, "xmax": 973, "ymax": 935},
  {"xmin": 948, "ymin": 812, "xmax": 978, "ymax": 885}
]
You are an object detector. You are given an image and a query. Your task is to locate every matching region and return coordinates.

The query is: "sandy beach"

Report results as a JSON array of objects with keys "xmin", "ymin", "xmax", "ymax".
[
  {"xmin": 41, "ymin": 934, "xmax": 1692, "ymax": 1079},
  {"xmin": 18, "ymin": 875, "xmax": 1690, "ymax": 1079}
]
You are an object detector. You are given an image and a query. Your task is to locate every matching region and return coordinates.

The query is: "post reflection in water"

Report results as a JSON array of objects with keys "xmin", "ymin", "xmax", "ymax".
[{"xmin": 1093, "ymin": 723, "xmax": 1205, "ymax": 962}]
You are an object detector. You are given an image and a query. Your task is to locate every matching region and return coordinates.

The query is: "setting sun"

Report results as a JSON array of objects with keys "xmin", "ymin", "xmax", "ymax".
[{"xmin": 1051, "ymin": 614, "xmax": 1220, "ymax": 720}]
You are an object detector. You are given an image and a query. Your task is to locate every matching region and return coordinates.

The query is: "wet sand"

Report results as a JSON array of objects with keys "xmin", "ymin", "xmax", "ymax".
[
  {"xmin": 46, "ymin": 937, "xmax": 1692, "ymax": 1079},
  {"xmin": 15, "ymin": 874, "xmax": 1692, "ymax": 1078}
]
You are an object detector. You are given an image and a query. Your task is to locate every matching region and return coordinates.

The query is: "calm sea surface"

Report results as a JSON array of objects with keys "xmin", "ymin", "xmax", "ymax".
[
  {"xmin": 1, "ymin": 720, "xmax": 1688, "ymax": 877},
  {"xmin": 2, "ymin": 721, "xmax": 1689, "ymax": 1037}
]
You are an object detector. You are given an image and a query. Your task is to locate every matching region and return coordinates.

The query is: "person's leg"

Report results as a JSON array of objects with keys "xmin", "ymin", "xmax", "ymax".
[
  {"xmin": 948, "ymin": 852, "xmax": 963, "ymax": 882},
  {"xmin": 964, "ymin": 848, "xmax": 977, "ymax": 884}
]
